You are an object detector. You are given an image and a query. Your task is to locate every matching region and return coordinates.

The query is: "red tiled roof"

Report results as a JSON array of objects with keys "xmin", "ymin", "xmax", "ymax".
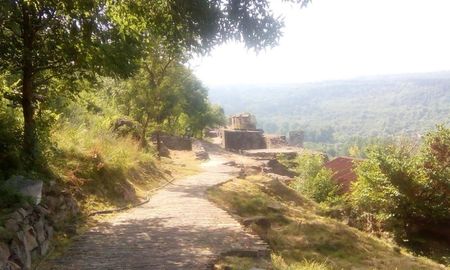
[{"xmin": 324, "ymin": 156, "xmax": 361, "ymax": 192}]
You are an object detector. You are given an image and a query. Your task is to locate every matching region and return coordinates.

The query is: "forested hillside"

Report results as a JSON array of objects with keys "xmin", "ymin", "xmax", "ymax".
[{"xmin": 209, "ymin": 72, "xmax": 450, "ymax": 142}]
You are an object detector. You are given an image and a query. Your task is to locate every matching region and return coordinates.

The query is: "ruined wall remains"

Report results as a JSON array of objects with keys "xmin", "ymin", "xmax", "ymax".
[
  {"xmin": 159, "ymin": 135, "xmax": 192, "ymax": 151},
  {"xmin": 288, "ymin": 131, "xmax": 304, "ymax": 147},
  {"xmin": 229, "ymin": 113, "xmax": 257, "ymax": 130},
  {"xmin": 221, "ymin": 130, "xmax": 266, "ymax": 151},
  {"xmin": 264, "ymin": 135, "xmax": 288, "ymax": 149}
]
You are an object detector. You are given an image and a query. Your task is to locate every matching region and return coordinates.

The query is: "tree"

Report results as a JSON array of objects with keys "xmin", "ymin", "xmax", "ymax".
[
  {"xmin": 351, "ymin": 125, "xmax": 450, "ymax": 238},
  {"xmin": 1, "ymin": 0, "xmax": 310, "ymax": 164},
  {"xmin": 0, "ymin": 0, "xmax": 140, "ymax": 164},
  {"xmin": 119, "ymin": 43, "xmax": 225, "ymax": 155}
]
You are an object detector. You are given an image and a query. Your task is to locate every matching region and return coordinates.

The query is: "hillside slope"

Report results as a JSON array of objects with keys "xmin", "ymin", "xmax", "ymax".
[{"xmin": 208, "ymin": 175, "xmax": 445, "ymax": 269}]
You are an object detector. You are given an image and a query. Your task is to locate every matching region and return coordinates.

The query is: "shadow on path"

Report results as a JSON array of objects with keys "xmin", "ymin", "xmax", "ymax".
[{"xmin": 45, "ymin": 155, "xmax": 268, "ymax": 270}]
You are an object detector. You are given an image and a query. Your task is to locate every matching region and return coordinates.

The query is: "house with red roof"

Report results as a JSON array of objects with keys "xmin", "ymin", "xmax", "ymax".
[{"xmin": 324, "ymin": 156, "xmax": 362, "ymax": 192}]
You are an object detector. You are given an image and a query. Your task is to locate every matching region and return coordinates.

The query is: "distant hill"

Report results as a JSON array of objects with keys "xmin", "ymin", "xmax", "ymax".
[{"xmin": 208, "ymin": 72, "xmax": 450, "ymax": 142}]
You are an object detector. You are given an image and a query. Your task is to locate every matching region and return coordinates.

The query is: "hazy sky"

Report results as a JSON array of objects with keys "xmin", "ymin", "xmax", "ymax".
[{"xmin": 190, "ymin": 0, "xmax": 450, "ymax": 86}]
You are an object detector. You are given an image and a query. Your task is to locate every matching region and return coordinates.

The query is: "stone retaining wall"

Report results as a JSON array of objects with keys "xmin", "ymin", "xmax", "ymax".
[
  {"xmin": 0, "ymin": 193, "xmax": 79, "ymax": 270},
  {"xmin": 160, "ymin": 135, "xmax": 192, "ymax": 151},
  {"xmin": 221, "ymin": 129, "xmax": 266, "ymax": 151}
]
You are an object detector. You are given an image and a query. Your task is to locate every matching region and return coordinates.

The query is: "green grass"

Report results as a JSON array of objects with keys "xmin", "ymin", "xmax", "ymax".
[
  {"xmin": 49, "ymin": 120, "xmax": 156, "ymax": 213},
  {"xmin": 49, "ymin": 108, "xmax": 200, "ymax": 215},
  {"xmin": 212, "ymin": 255, "xmax": 271, "ymax": 270},
  {"xmin": 272, "ymin": 254, "xmax": 330, "ymax": 270},
  {"xmin": 208, "ymin": 175, "xmax": 444, "ymax": 270}
]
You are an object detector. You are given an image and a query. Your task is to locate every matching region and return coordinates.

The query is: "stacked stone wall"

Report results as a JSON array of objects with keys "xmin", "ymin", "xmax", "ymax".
[
  {"xmin": 221, "ymin": 130, "xmax": 266, "ymax": 151},
  {"xmin": 0, "ymin": 192, "xmax": 79, "ymax": 270}
]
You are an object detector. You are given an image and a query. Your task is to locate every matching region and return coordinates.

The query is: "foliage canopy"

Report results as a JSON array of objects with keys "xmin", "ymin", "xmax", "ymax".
[{"xmin": 351, "ymin": 125, "xmax": 450, "ymax": 238}]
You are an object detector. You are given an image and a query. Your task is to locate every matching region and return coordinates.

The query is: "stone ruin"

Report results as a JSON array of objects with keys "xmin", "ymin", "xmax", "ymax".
[
  {"xmin": 220, "ymin": 113, "xmax": 305, "ymax": 153},
  {"xmin": 229, "ymin": 113, "xmax": 257, "ymax": 130},
  {"xmin": 221, "ymin": 129, "xmax": 266, "ymax": 151},
  {"xmin": 288, "ymin": 130, "xmax": 304, "ymax": 147},
  {"xmin": 264, "ymin": 134, "xmax": 288, "ymax": 149},
  {"xmin": 221, "ymin": 113, "xmax": 266, "ymax": 151}
]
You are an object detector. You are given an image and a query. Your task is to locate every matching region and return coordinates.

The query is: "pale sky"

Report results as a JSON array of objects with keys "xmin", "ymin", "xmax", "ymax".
[{"xmin": 190, "ymin": 0, "xmax": 450, "ymax": 86}]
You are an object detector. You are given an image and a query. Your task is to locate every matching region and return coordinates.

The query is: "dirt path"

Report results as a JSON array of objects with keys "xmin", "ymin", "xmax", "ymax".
[{"xmin": 45, "ymin": 154, "xmax": 268, "ymax": 269}]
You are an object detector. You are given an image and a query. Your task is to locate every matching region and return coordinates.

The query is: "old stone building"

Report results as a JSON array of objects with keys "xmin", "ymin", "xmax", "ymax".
[
  {"xmin": 228, "ymin": 113, "xmax": 257, "ymax": 130},
  {"xmin": 221, "ymin": 113, "xmax": 266, "ymax": 151},
  {"xmin": 221, "ymin": 114, "xmax": 304, "ymax": 152}
]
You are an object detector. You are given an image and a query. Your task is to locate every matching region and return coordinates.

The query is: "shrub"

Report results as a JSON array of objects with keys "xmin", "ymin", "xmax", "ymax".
[
  {"xmin": 0, "ymin": 100, "xmax": 23, "ymax": 181},
  {"xmin": 0, "ymin": 186, "xmax": 30, "ymax": 210},
  {"xmin": 350, "ymin": 125, "xmax": 450, "ymax": 238},
  {"xmin": 291, "ymin": 153, "xmax": 341, "ymax": 204}
]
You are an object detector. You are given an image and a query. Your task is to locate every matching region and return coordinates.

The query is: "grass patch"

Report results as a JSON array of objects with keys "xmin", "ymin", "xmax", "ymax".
[
  {"xmin": 213, "ymin": 255, "xmax": 271, "ymax": 270},
  {"xmin": 49, "ymin": 116, "xmax": 201, "ymax": 216},
  {"xmin": 208, "ymin": 175, "xmax": 443, "ymax": 270},
  {"xmin": 272, "ymin": 254, "xmax": 330, "ymax": 270}
]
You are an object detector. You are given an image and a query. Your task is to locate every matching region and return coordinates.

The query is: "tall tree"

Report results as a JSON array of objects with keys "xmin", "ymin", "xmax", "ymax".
[
  {"xmin": 0, "ymin": 0, "xmax": 310, "ymax": 163},
  {"xmin": 0, "ymin": 0, "xmax": 140, "ymax": 163}
]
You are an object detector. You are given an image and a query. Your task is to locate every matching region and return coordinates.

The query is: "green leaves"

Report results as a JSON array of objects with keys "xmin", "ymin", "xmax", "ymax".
[
  {"xmin": 1, "ymin": 0, "xmax": 308, "ymax": 162},
  {"xmin": 351, "ymin": 125, "xmax": 450, "ymax": 237},
  {"xmin": 115, "ymin": 41, "xmax": 225, "ymax": 142},
  {"xmin": 291, "ymin": 153, "xmax": 341, "ymax": 204}
]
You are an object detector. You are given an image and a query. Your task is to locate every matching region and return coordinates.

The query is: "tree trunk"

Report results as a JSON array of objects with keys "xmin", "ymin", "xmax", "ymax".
[
  {"xmin": 21, "ymin": 3, "xmax": 37, "ymax": 163},
  {"xmin": 156, "ymin": 131, "xmax": 161, "ymax": 159},
  {"xmin": 22, "ymin": 66, "xmax": 36, "ymax": 159},
  {"xmin": 140, "ymin": 112, "xmax": 151, "ymax": 148}
]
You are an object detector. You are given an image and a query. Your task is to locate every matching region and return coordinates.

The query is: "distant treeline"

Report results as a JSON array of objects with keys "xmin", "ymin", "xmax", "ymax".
[{"xmin": 210, "ymin": 72, "xmax": 450, "ymax": 155}]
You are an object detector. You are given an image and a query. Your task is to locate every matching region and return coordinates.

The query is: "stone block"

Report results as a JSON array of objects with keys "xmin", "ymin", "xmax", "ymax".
[
  {"xmin": 4, "ymin": 261, "xmax": 21, "ymax": 270},
  {"xmin": 4, "ymin": 219, "xmax": 19, "ymax": 233},
  {"xmin": 265, "ymin": 159, "xmax": 297, "ymax": 178},
  {"xmin": 44, "ymin": 224, "xmax": 53, "ymax": 240},
  {"xmin": 34, "ymin": 218, "xmax": 46, "ymax": 244},
  {"xmin": 22, "ymin": 227, "xmax": 38, "ymax": 252},
  {"xmin": 35, "ymin": 205, "xmax": 50, "ymax": 216},
  {"xmin": 0, "ymin": 242, "xmax": 10, "ymax": 265},
  {"xmin": 3, "ymin": 176, "xmax": 43, "ymax": 205},
  {"xmin": 10, "ymin": 234, "xmax": 31, "ymax": 269},
  {"xmin": 38, "ymin": 240, "xmax": 49, "ymax": 256},
  {"xmin": 195, "ymin": 150, "xmax": 209, "ymax": 160},
  {"xmin": 288, "ymin": 130, "xmax": 304, "ymax": 147},
  {"xmin": 221, "ymin": 129, "xmax": 266, "ymax": 151},
  {"xmin": 157, "ymin": 135, "xmax": 192, "ymax": 150}
]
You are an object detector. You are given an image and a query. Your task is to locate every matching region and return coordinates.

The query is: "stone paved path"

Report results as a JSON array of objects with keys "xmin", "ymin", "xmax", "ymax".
[{"xmin": 46, "ymin": 155, "xmax": 268, "ymax": 270}]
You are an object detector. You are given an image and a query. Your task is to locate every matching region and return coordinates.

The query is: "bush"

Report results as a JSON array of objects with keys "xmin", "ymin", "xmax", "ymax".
[
  {"xmin": 350, "ymin": 125, "xmax": 450, "ymax": 238},
  {"xmin": 291, "ymin": 153, "xmax": 342, "ymax": 204},
  {"xmin": 0, "ymin": 101, "xmax": 23, "ymax": 181},
  {"xmin": 0, "ymin": 186, "xmax": 29, "ymax": 210}
]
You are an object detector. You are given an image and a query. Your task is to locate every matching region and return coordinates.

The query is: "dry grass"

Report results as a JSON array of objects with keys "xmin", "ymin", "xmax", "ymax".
[
  {"xmin": 161, "ymin": 150, "xmax": 202, "ymax": 179},
  {"xmin": 213, "ymin": 255, "xmax": 271, "ymax": 270},
  {"xmin": 50, "ymin": 119, "xmax": 201, "ymax": 216},
  {"xmin": 208, "ymin": 175, "xmax": 445, "ymax": 270}
]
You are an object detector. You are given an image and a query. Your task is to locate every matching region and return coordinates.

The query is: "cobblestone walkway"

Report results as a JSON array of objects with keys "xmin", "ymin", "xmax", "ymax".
[{"xmin": 46, "ymin": 155, "xmax": 268, "ymax": 270}]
